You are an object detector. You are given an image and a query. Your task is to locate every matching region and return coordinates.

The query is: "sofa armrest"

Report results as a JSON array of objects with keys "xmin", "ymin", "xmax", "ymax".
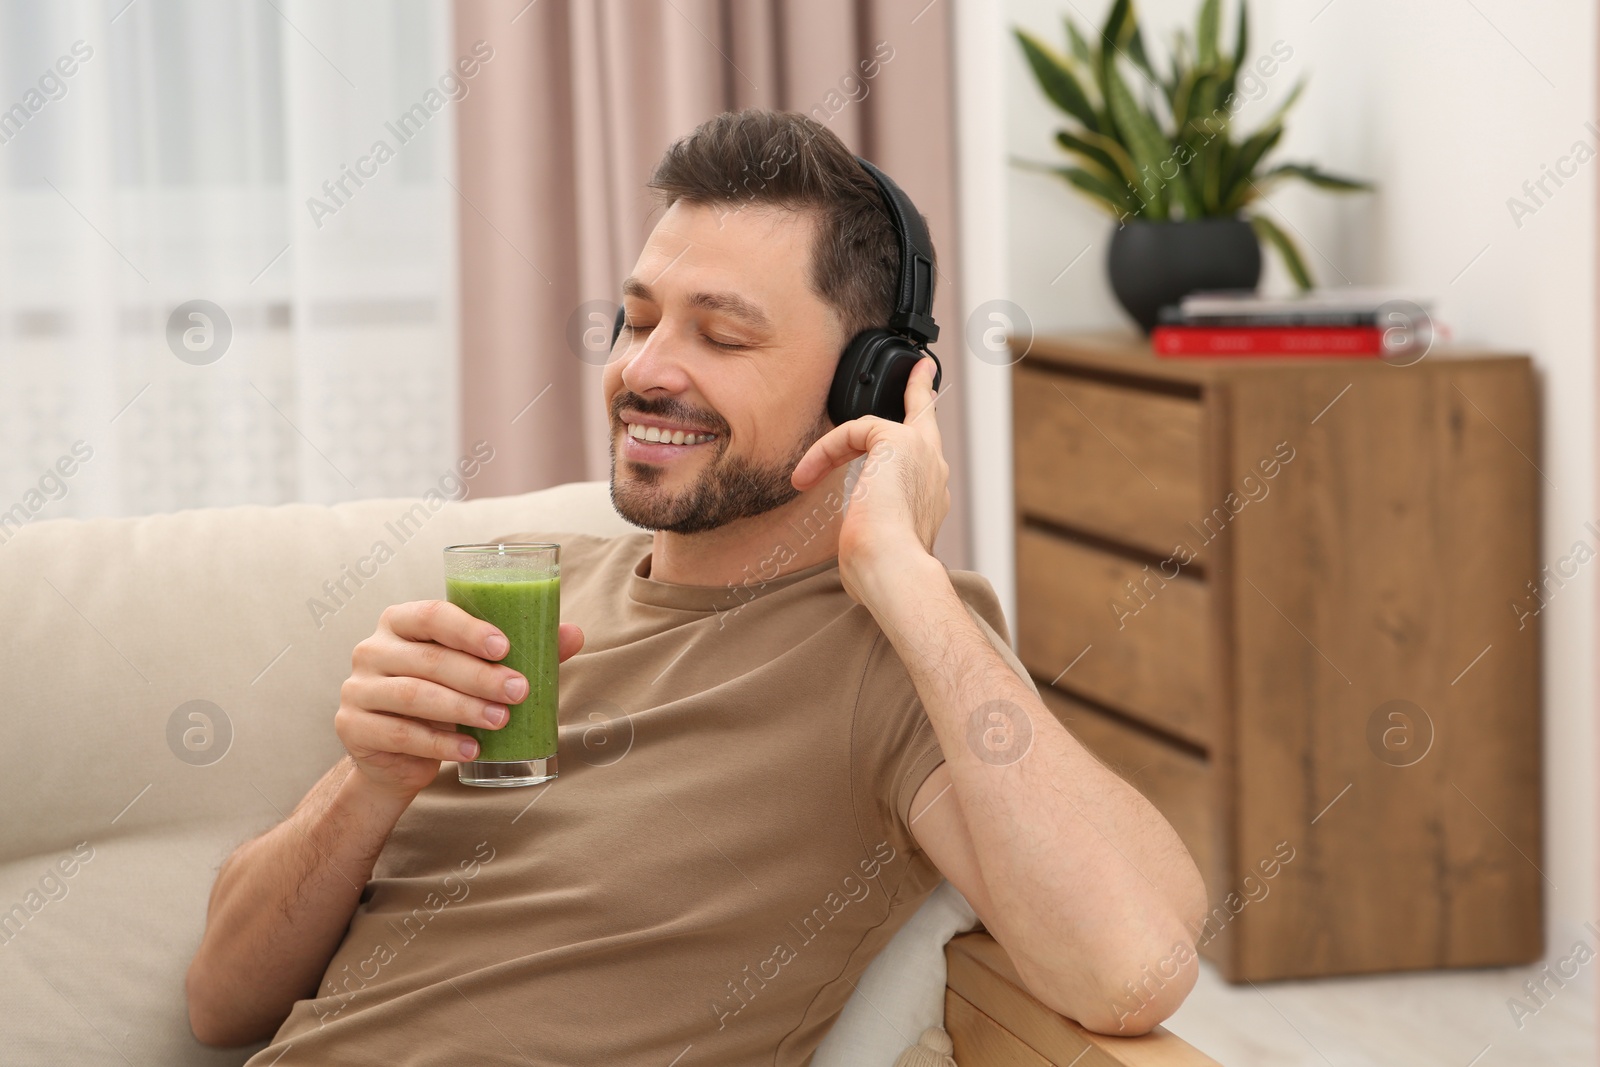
[{"xmin": 943, "ymin": 933, "xmax": 1220, "ymax": 1066}]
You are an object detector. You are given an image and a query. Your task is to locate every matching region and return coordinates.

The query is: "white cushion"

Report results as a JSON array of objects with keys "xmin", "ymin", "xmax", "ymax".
[{"xmin": 812, "ymin": 879, "xmax": 981, "ymax": 1065}]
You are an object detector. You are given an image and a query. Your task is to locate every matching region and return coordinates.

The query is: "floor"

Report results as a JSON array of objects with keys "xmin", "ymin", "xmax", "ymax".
[{"xmin": 1162, "ymin": 955, "xmax": 1595, "ymax": 1066}]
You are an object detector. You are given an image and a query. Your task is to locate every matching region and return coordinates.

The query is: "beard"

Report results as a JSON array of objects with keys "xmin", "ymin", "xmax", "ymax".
[{"xmin": 608, "ymin": 402, "xmax": 832, "ymax": 535}]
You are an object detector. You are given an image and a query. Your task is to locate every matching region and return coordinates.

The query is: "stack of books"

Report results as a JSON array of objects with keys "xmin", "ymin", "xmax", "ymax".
[{"xmin": 1151, "ymin": 290, "xmax": 1437, "ymax": 358}]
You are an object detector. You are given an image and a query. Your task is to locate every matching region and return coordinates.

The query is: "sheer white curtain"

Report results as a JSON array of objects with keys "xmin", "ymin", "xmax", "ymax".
[{"xmin": 0, "ymin": 0, "xmax": 459, "ymax": 524}]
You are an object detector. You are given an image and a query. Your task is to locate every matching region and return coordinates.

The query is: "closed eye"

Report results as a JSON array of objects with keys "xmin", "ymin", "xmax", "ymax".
[{"xmin": 622, "ymin": 318, "xmax": 747, "ymax": 350}]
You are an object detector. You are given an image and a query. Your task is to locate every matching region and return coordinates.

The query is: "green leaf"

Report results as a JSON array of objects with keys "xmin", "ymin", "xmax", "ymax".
[
  {"xmin": 1096, "ymin": 0, "xmax": 1158, "ymax": 84},
  {"xmin": 1124, "ymin": 21, "xmax": 1158, "ymax": 84},
  {"xmin": 1056, "ymin": 129, "xmax": 1139, "ymax": 187},
  {"xmin": 1216, "ymin": 60, "xmax": 1238, "ymax": 108},
  {"xmin": 1168, "ymin": 28, "xmax": 1189, "ymax": 91},
  {"xmin": 1011, "ymin": 155, "xmax": 1139, "ymax": 214},
  {"xmin": 1094, "ymin": 0, "xmax": 1130, "ymax": 120},
  {"xmin": 1175, "ymin": 168, "xmax": 1210, "ymax": 220},
  {"xmin": 1066, "ymin": 17, "xmax": 1093, "ymax": 65},
  {"xmin": 1197, "ymin": 0, "xmax": 1220, "ymax": 68},
  {"xmin": 1258, "ymin": 162, "xmax": 1374, "ymax": 191},
  {"xmin": 1102, "ymin": 0, "xmax": 1133, "ymax": 50},
  {"xmin": 1216, "ymin": 3, "xmax": 1246, "ymax": 104},
  {"xmin": 1179, "ymin": 73, "xmax": 1227, "ymax": 149},
  {"xmin": 1057, "ymin": 164, "xmax": 1145, "ymax": 218},
  {"xmin": 1234, "ymin": 1, "xmax": 1249, "ymax": 68},
  {"xmin": 1235, "ymin": 122, "xmax": 1283, "ymax": 172},
  {"xmin": 1105, "ymin": 61, "xmax": 1185, "ymax": 219},
  {"xmin": 1211, "ymin": 139, "xmax": 1237, "ymax": 212},
  {"xmin": 1250, "ymin": 214, "xmax": 1313, "ymax": 290},
  {"xmin": 1171, "ymin": 67, "xmax": 1201, "ymax": 133},
  {"xmin": 1222, "ymin": 123, "xmax": 1283, "ymax": 209},
  {"xmin": 1015, "ymin": 30, "xmax": 1101, "ymax": 133}
]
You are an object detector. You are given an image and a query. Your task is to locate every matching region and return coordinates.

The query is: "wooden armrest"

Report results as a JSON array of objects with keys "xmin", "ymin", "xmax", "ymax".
[{"xmin": 943, "ymin": 932, "xmax": 1221, "ymax": 1066}]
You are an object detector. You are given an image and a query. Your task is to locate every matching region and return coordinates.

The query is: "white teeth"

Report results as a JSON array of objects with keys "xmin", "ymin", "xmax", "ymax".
[{"xmin": 626, "ymin": 422, "xmax": 714, "ymax": 445}]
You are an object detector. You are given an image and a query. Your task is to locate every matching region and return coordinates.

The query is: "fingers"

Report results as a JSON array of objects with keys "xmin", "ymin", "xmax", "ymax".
[
  {"xmin": 360, "ymin": 623, "xmax": 529, "ymax": 706},
  {"xmin": 792, "ymin": 356, "xmax": 942, "ymax": 491},
  {"xmin": 343, "ymin": 670, "xmax": 510, "ymax": 732},
  {"xmin": 336, "ymin": 701, "xmax": 480, "ymax": 764},
  {"xmin": 383, "ymin": 599, "xmax": 508, "ymax": 661},
  {"xmin": 904, "ymin": 355, "xmax": 941, "ymax": 426},
  {"xmin": 339, "ymin": 610, "xmax": 584, "ymax": 788},
  {"xmin": 557, "ymin": 622, "xmax": 584, "ymax": 662},
  {"xmin": 382, "ymin": 604, "xmax": 583, "ymax": 662},
  {"xmin": 792, "ymin": 417, "xmax": 882, "ymax": 490}
]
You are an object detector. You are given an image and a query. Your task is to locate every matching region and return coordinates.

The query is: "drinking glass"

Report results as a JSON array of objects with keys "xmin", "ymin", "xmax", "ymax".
[{"xmin": 442, "ymin": 543, "xmax": 560, "ymax": 787}]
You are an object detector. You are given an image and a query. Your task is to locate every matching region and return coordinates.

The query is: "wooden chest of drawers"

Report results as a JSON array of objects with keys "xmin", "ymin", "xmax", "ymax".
[{"xmin": 1010, "ymin": 332, "xmax": 1543, "ymax": 982}]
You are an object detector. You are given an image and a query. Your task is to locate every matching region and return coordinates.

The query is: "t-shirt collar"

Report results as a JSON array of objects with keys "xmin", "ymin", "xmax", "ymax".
[{"xmin": 626, "ymin": 539, "xmax": 841, "ymax": 612}]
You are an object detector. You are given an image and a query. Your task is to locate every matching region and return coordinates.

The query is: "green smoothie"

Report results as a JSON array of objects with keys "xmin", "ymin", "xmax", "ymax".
[{"xmin": 445, "ymin": 571, "xmax": 560, "ymax": 762}]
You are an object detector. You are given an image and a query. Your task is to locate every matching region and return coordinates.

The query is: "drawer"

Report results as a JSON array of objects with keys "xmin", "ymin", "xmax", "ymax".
[
  {"xmin": 1039, "ymin": 686, "xmax": 1217, "ymax": 895},
  {"xmin": 1015, "ymin": 527, "xmax": 1215, "ymax": 748},
  {"xmin": 1013, "ymin": 365, "xmax": 1206, "ymax": 560}
]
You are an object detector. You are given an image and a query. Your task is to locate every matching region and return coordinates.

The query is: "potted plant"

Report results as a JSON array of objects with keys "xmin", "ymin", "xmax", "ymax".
[{"xmin": 1014, "ymin": 0, "xmax": 1372, "ymax": 332}]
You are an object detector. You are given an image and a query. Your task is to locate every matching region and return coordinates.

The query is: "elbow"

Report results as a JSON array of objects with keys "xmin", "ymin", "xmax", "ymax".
[
  {"xmin": 1175, "ymin": 859, "xmax": 1210, "ymax": 947},
  {"xmin": 1089, "ymin": 949, "xmax": 1199, "ymax": 1035},
  {"xmin": 1087, "ymin": 925, "xmax": 1202, "ymax": 1036},
  {"xmin": 1021, "ymin": 921, "xmax": 1202, "ymax": 1037},
  {"xmin": 185, "ymin": 956, "xmax": 266, "ymax": 1049},
  {"xmin": 184, "ymin": 959, "xmax": 230, "ymax": 1047},
  {"xmin": 187, "ymin": 1012, "xmax": 243, "ymax": 1050}
]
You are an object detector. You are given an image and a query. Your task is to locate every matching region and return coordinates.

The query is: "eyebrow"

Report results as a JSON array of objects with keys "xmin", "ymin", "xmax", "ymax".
[{"xmin": 621, "ymin": 276, "xmax": 774, "ymax": 333}]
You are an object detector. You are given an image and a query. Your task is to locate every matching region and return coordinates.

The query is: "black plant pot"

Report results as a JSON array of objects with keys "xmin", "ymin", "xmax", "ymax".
[{"xmin": 1107, "ymin": 217, "xmax": 1262, "ymax": 334}]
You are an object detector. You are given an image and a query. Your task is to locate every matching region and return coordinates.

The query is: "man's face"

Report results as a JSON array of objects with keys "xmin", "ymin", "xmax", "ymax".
[{"xmin": 603, "ymin": 200, "xmax": 844, "ymax": 535}]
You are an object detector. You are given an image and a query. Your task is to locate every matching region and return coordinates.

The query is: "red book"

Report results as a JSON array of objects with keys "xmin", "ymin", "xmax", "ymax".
[{"xmin": 1152, "ymin": 325, "xmax": 1384, "ymax": 357}]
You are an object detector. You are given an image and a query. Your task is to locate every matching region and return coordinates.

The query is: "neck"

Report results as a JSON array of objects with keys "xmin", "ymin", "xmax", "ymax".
[{"xmin": 647, "ymin": 466, "xmax": 851, "ymax": 588}]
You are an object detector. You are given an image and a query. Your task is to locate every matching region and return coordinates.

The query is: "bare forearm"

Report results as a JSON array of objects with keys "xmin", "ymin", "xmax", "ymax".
[
  {"xmin": 185, "ymin": 757, "xmax": 411, "ymax": 1046},
  {"xmin": 863, "ymin": 558, "xmax": 1207, "ymax": 1027}
]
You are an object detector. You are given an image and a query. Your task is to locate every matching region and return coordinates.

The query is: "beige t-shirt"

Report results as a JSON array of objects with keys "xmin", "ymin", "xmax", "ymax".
[{"xmin": 247, "ymin": 530, "xmax": 1016, "ymax": 1067}]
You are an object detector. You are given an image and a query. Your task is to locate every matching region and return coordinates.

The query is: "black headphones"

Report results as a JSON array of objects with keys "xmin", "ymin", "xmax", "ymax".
[{"xmin": 609, "ymin": 155, "xmax": 941, "ymax": 425}]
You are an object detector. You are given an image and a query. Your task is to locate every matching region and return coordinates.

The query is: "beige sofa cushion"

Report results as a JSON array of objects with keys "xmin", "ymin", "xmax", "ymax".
[{"xmin": 0, "ymin": 482, "xmax": 636, "ymax": 1063}]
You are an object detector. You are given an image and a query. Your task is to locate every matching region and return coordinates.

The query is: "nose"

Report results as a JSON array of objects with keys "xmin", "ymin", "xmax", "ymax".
[{"xmin": 618, "ymin": 319, "xmax": 694, "ymax": 397}]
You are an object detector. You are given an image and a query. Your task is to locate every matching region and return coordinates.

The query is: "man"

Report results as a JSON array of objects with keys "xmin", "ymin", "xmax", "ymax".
[{"xmin": 186, "ymin": 109, "xmax": 1206, "ymax": 1066}]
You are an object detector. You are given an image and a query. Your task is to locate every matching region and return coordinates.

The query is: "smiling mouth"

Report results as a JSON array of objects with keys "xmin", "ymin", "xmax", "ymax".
[
  {"xmin": 619, "ymin": 421, "xmax": 719, "ymax": 463},
  {"xmin": 623, "ymin": 421, "xmax": 718, "ymax": 446}
]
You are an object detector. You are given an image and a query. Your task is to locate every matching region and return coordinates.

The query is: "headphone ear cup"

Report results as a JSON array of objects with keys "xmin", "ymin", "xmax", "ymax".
[
  {"xmin": 829, "ymin": 331, "xmax": 941, "ymax": 425},
  {"xmin": 828, "ymin": 330, "xmax": 883, "ymax": 426}
]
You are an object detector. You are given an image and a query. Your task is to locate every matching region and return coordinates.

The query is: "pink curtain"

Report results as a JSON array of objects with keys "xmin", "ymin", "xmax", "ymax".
[{"xmin": 452, "ymin": 0, "xmax": 970, "ymax": 568}]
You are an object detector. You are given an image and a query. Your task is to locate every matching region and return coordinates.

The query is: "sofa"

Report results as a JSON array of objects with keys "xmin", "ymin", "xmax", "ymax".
[{"xmin": 0, "ymin": 479, "xmax": 1218, "ymax": 1065}]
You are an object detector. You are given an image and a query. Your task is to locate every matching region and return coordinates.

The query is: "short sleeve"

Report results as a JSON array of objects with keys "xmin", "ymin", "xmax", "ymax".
[
  {"xmin": 850, "ymin": 632, "xmax": 941, "ymax": 860},
  {"xmin": 894, "ymin": 716, "xmax": 947, "ymax": 833}
]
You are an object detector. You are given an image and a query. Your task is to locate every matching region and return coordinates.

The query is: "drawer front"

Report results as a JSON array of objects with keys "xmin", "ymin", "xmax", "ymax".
[
  {"xmin": 1040, "ymin": 686, "xmax": 1217, "ymax": 895},
  {"xmin": 1015, "ymin": 527, "xmax": 1214, "ymax": 748},
  {"xmin": 1013, "ymin": 365, "xmax": 1206, "ymax": 560}
]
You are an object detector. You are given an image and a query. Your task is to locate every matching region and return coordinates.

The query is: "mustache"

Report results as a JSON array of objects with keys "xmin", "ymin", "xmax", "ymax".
[{"xmin": 611, "ymin": 393, "xmax": 726, "ymax": 435}]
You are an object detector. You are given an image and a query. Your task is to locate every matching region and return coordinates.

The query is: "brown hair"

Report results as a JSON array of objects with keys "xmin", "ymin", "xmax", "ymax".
[{"xmin": 646, "ymin": 108, "xmax": 933, "ymax": 343}]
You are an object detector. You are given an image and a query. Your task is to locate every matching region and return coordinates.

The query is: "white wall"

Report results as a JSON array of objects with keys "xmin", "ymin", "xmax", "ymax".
[{"xmin": 958, "ymin": 0, "xmax": 1597, "ymax": 947}]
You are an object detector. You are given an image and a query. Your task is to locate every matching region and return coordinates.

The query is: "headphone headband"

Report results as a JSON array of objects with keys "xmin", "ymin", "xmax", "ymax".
[{"xmin": 854, "ymin": 156, "xmax": 939, "ymax": 346}]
